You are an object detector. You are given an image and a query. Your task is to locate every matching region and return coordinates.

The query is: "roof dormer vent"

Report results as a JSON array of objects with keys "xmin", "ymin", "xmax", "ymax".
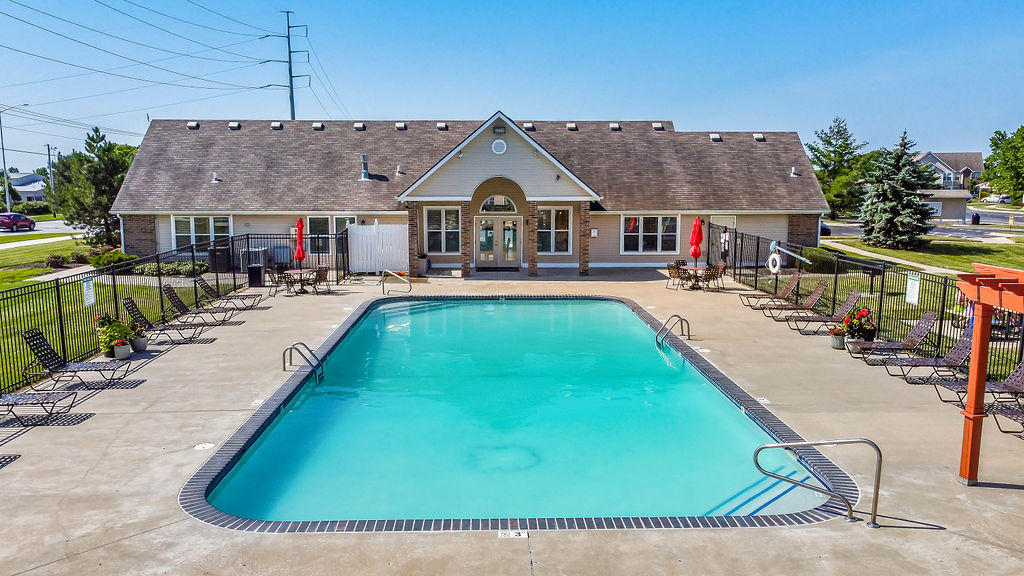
[
  {"xmin": 270, "ymin": 122, "xmax": 283, "ymax": 130},
  {"xmin": 360, "ymin": 154, "xmax": 371, "ymax": 181},
  {"xmin": 566, "ymin": 122, "xmax": 578, "ymax": 131},
  {"xmin": 312, "ymin": 122, "xmax": 325, "ymax": 131},
  {"xmin": 652, "ymin": 122, "xmax": 665, "ymax": 131},
  {"xmin": 186, "ymin": 121, "xmax": 199, "ymax": 130},
  {"xmin": 523, "ymin": 122, "xmax": 535, "ymax": 131},
  {"xmin": 709, "ymin": 133, "xmax": 723, "ymax": 142},
  {"xmin": 493, "ymin": 125, "xmax": 506, "ymax": 134},
  {"xmin": 436, "ymin": 122, "xmax": 447, "ymax": 130},
  {"xmin": 353, "ymin": 122, "xmax": 365, "ymax": 131},
  {"xmin": 753, "ymin": 133, "xmax": 766, "ymax": 142},
  {"xmin": 228, "ymin": 121, "xmax": 241, "ymax": 130},
  {"xmin": 609, "ymin": 122, "xmax": 621, "ymax": 131},
  {"xmin": 395, "ymin": 122, "xmax": 407, "ymax": 131}
]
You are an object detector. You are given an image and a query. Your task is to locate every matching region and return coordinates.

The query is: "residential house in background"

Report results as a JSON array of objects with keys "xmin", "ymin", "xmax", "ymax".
[
  {"xmin": 8, "ymin": 172, "xmax": 45, "ymax": 202},
  {"xmin": 914, "ymin": 151, "xmax": 984, "ymax": 191}
]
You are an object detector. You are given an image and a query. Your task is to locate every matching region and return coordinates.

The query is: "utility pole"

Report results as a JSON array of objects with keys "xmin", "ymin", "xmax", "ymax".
[
  {"xmin": 46, "ymin": 144, "xmax": 56, "ymax": 203},
  {"xmin": 0, "ymin": 103, "xmax": 27, "ymax": 211},
  {"xmin": 281, "ymin": 11, "xmax": 309, "ymax": 120}
]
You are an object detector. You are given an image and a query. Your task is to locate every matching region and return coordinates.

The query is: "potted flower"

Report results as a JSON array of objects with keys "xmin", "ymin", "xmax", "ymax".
[
  {"xmin": 827, "ymin": 324, "xmax": 847, "ymax": 349},
  {"xmin": 98, "ymin": 319, "xmax": 133, "ymax": 358},
  {"xmin": 94, "ymin": 313, "xmax": 115, "ymax": 337},
  {"xmin": 112, "ymin": 338, "xmax": 132, "ymax": 360},
  {"xmin": 128, "ymin": 321, "xmax": 148, "ymax": 352},
  {"xmin": 843, "ymin": 308, "xmax": 877, "ymax": 352}
]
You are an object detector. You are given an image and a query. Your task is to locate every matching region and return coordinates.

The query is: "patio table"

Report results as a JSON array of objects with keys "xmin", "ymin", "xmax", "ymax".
[{"xmin": 284, "ymin": 269, "xmax": 316, "ymax": 294}]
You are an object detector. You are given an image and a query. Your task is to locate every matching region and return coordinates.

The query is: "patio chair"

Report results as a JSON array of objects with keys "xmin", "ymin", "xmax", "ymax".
[
  {"xmin": 1, "ymin": 389, "xmax": 77, "ymax": 426},
  {"xmin": 871, "ymin": 329, "xmax": 973, "ymax": 380},
  {"xmin": 846, "ymin": 311, "xmax": 937, "ymax": 360},
  {"xmin": 665, "ymin": 263, "xmax": 683, "ymax": 290},
  {"xmin": 738, "ymin": 272, "xmax": 800, "ymax": 308},
  {"xmin": 265, "ymin": 268, "xmax": 282, "ymax": 297},
  {"xmin": 759, "ymin": 280, "xmax": 828, "ymax": 320},
  {"xmin": 782, "ymin": 290, "xmax": 861, "ymax": 333},
  {"xmin": 196, "ymin": 277, "xmax": 263, "ymax": 310},
  {"xmin": 310, "ymin": 266, "xmax": 332, "ymax": 294},
  {"xmin": 21, "ymin": 328, "xmax": 131, "ymax": 389},
  {"xmin": 162, "ymin": 285, "xmax": 234, "ymax": 324},
  {"xmin": 122, "ymin": 297, "xmax": 209, "ymax": 344},
  {"xmin": 699, "ymin": 261, "xmax": 727, "ymax": 291}
]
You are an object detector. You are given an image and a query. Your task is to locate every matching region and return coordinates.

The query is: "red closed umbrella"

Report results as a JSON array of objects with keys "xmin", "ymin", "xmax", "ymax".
[
  {"xmin": 688, "ymin": 216, "xmax": 703, "ymax": 266},
  {"xmin": 294, "ymin": 217, "xmax": 306, "ymax": 268}
]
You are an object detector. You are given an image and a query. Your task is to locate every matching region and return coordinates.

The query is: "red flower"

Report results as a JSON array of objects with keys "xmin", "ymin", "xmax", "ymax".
[
  {"xmin": 844, "ymin": 315, "xmax": 851, "ymax": 323},
  {"xmin": 857, "ymin": 309, "xmax": 868, "ymax": 318}
]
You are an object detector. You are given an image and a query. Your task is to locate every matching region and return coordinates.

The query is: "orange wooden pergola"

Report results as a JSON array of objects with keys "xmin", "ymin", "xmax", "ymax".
[{"xmin": 954, "ymin": 263, "xmax": 1024, "ymax": 485}]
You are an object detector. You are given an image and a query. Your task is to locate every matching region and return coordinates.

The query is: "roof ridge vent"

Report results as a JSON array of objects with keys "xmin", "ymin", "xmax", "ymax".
[
  {"xmin": 652, "ymin": 122, "xmax": 665, "ymax": 131},
  {"xmin": 395, "ymin": 122, "xmax": 407, "ymax": 130},
  {"xmin": 186, "ymin": 121, "xmax": 199, "ymax": 130},
  {"xmin": 566, "ymin": 122, "xmax": 578, "ymax": 131},
  {"xmin": 753, "ymin": 133, "xmax": 766, "ymax": 142},
  {"xmin": 228, "ymin": 121, "xmax": 241, "ymax": 130},
  {"xmin": 436, "ymin": 122, "xmax": 447, "ymax": 130},
  {"xmin": 353, "ymin": 122, "xmax": 365, "ymax": 131},
  {"xmin": 523, "ymin": 122, "xmax": 535, "ymax": 131},
  {"xmin": 312, "ymin": 122, "xmax": 325, "ymax": 131},
  {"xmin": 270, "ymin": 121, "xmax": 283, "ymax": 130},
  {"xmin": 609, "ymin": 122, "xmax": 621, "ymax": 131},
  {"xmin": 709, "ymin": 133, "xmax": 723, "ymax": 142}
]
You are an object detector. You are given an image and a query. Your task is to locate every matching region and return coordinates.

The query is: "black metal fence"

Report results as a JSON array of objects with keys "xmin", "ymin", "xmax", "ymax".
[
  {"xmin": 707, "ymin": 223, "xmax": 1024, "ymax": 380},
  {"xmin": 0, "ymin": 231, "xmax": 351, "ymax": 393}
]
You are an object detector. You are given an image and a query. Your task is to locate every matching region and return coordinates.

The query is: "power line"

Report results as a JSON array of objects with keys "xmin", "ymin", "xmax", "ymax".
[
  {"xmin": 118, "ymin": 0, "xmax": 259, "ymax": 37},
  {"xmin": 0, "ymin": 9, "xmax": 264, "ymax": 89},
  {"xmin": 93, "ymin": 0, "xmax": 262, "ymax": 61},
  {"xmin": 4, "ymin": 125, "xmax": 85, "ymax": 142},
  {"xmin": 6, "ymin": 107, "xmax": 144, "ymax": 137},
  {"xmin": 307, "ymin": 34, "xmax": 351, "ymax": 119},
  {"xmin": 306, "ymin": 85, "xmax": 332, "ymax": 120},
  {"xmin": 6, "ymin": 0, "xmax": 254, "ymax": 63},
  {"xmin": 62, "ymin": 87, "xmax": 280, "ymax": 122},
  {"xmin": 184, "ymin": 0, "xmax": 276, "ymax": 34},
  {"xmin": 4, "ymin": 147, "xmax": 48, "ymax": 156}
]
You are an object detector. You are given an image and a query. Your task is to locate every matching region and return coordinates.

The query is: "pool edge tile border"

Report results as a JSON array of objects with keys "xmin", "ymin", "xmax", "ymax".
[{"xmin": 178, "ymin": 294, "xmax": 859, "ymax": 532}]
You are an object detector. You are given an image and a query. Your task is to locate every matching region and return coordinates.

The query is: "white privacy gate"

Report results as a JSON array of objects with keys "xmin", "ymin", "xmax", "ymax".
[{"xmin": 347, "ymin": 223, "xmax": 409, "ymax": 273}]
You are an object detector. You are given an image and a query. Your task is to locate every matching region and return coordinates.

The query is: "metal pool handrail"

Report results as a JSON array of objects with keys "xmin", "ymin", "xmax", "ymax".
[
  {"xmin": 282, "ymin": 341, "xmax": 324, "ymax": 381},
  {"xmin": 753, "ymin": 438, "xmax": 882, "ymax": 528},
  {"xmin": 655, "ymin": 314, "xmax": 691, "ymax": 345},
  {"xmin": 380, "ymin": 269, "xmax": 412, "ymax": 295}
]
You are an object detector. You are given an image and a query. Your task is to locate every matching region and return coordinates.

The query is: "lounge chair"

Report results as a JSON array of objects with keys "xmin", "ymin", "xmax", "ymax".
[
  {"xmin": 760, "ymin": 280, "xmax": 828, "ymax": 319},
  {"xmin": 0, "ymin": 390, "xmax": 77, "ymax": 426},
  {"xmin": 122, "ymin": 297, "xmax": 210, "ymax": 343},
  {"xmin": 928, "ymin": 357, "xmax": 1024, "ymax": 409},
  {"xmin": 846, "ymin": 311, "xmax": 937, "ymax": 360},
  {"xmin": 310, "ymin": 266, "xmax": 332, "ymax": 294},
  {"xmin": 196, "ymin": 277, "xmax": 263, "ymax": 309},
  {"xmin": 21, "ymin": 328, "xmax": 131, "ymax": 389},
  {"xmin": 870, "ymin": 329, "xmax": 972, "ymax": 380},
  {"xmin": 162, "ymin": 285, "xmax": 235, "ymax": 324},
  {"xmin": 783, "ymin": 290, "xmax": 861, "ymax": 333},
  {"xmin": 738, "ymin": 272, "xmax": 800, "ymax": 308}
]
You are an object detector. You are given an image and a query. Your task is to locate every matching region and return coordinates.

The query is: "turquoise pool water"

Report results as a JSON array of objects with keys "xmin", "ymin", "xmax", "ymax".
[{"xmin": 208, "ymin": 299, "xmax": 826, "ymax": 521}]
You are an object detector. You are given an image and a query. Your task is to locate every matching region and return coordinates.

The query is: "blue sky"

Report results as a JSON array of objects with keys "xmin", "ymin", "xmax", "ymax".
[{"xmin": 1, "ymin": 0, "xmax": 1022, "ymax": 171}]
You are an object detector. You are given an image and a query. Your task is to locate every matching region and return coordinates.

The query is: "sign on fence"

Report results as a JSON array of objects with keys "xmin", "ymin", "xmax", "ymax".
[
  {"xmin": 82, "ymin": 276, "xmax": 95, "ymax": 306},
  {"xmin": 905, "ymin": 274, "xmax": 921, "ymax": 306}
]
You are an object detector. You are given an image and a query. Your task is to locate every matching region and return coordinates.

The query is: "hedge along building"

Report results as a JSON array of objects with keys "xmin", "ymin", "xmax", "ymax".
[{"xmin": 111, "ymin": 111, "xmax": 828, "ymax": 276}]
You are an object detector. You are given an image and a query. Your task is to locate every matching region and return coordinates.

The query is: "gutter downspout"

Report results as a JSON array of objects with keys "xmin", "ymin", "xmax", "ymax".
[{"xmin": 117, "ymin": 214, "xmax": 125, "ymax": 253}]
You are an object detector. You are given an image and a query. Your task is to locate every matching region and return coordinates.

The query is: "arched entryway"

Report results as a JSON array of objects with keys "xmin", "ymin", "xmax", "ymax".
[{"xmin": 471, "ymin": 177, "xmax": 527, "ymax": 270}]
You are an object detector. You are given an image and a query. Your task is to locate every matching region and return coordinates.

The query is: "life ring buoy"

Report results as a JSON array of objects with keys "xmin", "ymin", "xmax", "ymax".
[{"xmin": 766, "ymin": 252, "xmax": 782, "ymax": 274}]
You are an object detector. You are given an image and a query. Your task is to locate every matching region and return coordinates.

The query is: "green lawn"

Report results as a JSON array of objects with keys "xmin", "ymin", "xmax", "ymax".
[
  {"xmin": 831, "ymin": 239, "xmax": 1024, "ymax": 273},
  {"xmin": 30, "ymin": 214, "xmax": 64, "ymax": 222},
  {"xmin": 0, "ymin": 232, "xmax": 76, "ymax": 245},
  {"xmin": 0, "ymin": 238, "xmax": 89, "ymax": 267},
  {"xmin": 0, "ymin": 268, "xmax": 51, "ymax": 290}
]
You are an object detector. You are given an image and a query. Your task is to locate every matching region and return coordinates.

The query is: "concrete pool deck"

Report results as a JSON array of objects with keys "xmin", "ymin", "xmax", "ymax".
[{"xmin": 2, "ymin": 270, "xmax": 1023, "ymax": 575}]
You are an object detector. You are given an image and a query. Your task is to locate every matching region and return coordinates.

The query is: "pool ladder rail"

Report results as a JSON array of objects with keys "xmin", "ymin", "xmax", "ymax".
[
  {"xmin": 655, "ymin": 314, "xmax": 691, "ymax": 345},
  {"xmin": 380, "ymin": 269, "xmax": 412, "ymax": 295},
  {"xmin": 754, "ymin": 438, "xmax": 882, "ymax": 528},
  {"xmin": 282, "ymin": 341, "xmax": 325, "ymax": 381}
]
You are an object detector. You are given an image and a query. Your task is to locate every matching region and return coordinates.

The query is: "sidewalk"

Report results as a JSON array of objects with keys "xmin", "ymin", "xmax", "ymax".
[{"xmin": 822, "ymin": 239, "xmax": 961, "ymax": 275}]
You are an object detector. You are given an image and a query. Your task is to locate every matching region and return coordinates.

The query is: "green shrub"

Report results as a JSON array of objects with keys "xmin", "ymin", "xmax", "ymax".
[
  {"xmin": 69, "ymin": 251, "xmax": 89, "ymax": 264},
  {"xmin": 86, "ymin": 245, "xmax": 116, "ymax": 257},
  {"xmin": 90, "ymin": 250, "xmax": 138, "ymax": 268},
  {"xmin": 13, "ymin": 201, "xmax": 51, "ymax": 215},
  {"xmin": 132, "ymin": 260, "xmax": 209, "ymax": 277},
  {"xmin": 44, "ymin": 253, "xmax": 68, "ymax": 267}
]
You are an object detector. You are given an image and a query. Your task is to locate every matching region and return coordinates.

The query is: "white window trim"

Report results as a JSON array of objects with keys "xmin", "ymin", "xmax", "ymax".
[
  {"xmin": 306, "ymin": 215, "xmax": 333, "ymax": 255},
  {"xmin": 170, "ymin": 214, "xmax": 233, "ymax": 249},
  {"xmin": 423, "ymin": 206, "xmax": 461, "ymax": 255},
  {"xmin": 619, "ymin": 214, "xmax": 680, "ymax": 255},
  {"xmin": 536, "ymin": 205, "xmax": 573, "ymax": 255}
]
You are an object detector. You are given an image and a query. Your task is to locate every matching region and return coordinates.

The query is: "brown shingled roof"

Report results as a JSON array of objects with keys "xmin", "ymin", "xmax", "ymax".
[
  {"xmin": 112, "ymin": 115, "xmax": 827, "ymax": 214},
  {"xmin": 933, "ymin": 152, "xmax": 984, "ymax": 173}
]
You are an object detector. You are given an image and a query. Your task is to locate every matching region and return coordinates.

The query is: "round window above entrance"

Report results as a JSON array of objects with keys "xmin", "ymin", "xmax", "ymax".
[
  {"xmin": 491, "ymin": 138, "xmax": 507, "ymax": 155},
  {"xmin": 481, "ymin": 195, "xmax": 516, "ymax": 213}
]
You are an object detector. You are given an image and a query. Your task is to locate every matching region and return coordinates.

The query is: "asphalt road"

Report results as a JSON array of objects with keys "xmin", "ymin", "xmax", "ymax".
[
  {"xmin": 967, "ymin": 206, "xmax": 1018, "ymax": 225},
  {"xmin": 827, "ymin": 217, "xmax": 1022, "ymax": 240},
  {"xmin": 0, "ymin": 218, "xmax": 79, "ymax": 234}
]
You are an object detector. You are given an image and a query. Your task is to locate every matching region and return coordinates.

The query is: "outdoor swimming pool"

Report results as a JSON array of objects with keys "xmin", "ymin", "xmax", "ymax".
[{"xmin": 184, "ymin": 297, "xmax": 854, "ymax": 531}]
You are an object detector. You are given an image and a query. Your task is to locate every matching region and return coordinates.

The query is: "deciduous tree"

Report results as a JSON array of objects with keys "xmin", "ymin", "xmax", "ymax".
[
  {"xmin": 984, "ymin": 126, "xmax": 1024, "ymax": 203},
  {"xmin": 806, "ymin": 117, "xmax": 868, "ymax": 217}
]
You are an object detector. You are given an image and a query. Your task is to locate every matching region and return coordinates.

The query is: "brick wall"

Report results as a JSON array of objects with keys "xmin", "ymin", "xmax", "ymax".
[
  {"xmin": 578, "ymin": 201, "xmax": 590, "ymax": 275},
  {"xmin": 460, "ymin": 201, "xmax": 471, "ymax": 277},
  {"xmin": 406, "ymin": 203, "xmax": 420, "ymax": 276},
  {"xmin": 121, "ymin": 215, "xmax": 157, "ymax": 256},
  {"xmin": 527, "ymin": 201, "xmax": 538, "ymax": 276},
  {"xmin": 787, "ymin": 214, "xmax": 820, "ymax": 247}
]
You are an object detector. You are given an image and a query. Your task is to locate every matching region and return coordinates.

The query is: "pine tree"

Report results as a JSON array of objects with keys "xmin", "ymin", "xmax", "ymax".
[
  {"xmin": 806, "ymin": 117, "xmax": 867, "ymax": 217},
  {"xmin": 859, "ymin": 131, "xmax": 935, "ymax": 248}
]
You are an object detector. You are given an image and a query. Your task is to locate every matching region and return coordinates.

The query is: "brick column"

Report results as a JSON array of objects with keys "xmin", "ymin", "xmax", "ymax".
[
  {"xmin": 406, "ymin": 202, "xmax": 420, "ymax": 277},
  {"xmin": 121, "ymin": 215, "xmax": 158, "ymax": 255},
  {"xmin": 527, "ymin": 201, "xmax": 539, "ymax": 276},
  {"xmin": 460, "ymin": 201, "xmax": 471, "ymax": 277},
  {"xmin": 578, "ymin": 201, "xmax": 590, "ymax": 276}
]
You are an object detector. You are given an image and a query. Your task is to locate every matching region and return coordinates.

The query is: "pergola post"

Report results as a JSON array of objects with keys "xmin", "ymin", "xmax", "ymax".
[{"xmin": 958, "ymin": 301, "xmax": 992, "ymax": 485}]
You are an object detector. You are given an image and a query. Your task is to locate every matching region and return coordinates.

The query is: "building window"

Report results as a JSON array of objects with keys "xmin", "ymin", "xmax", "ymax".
[
  {"xmin": 172, "ymin": 216, "xmax": 231, "ymax": 249},
  {"xmin": 480, "ymin": 195, "xmax": 516, "ymax": 212},
  {"xmin": 425, "ymin": 207, "xmax": 460, "ymax": 253},
  {"xmin": 537, "ymin": 207, "xmax": 571, "ymax": 253},
  {"xmin": 621, "ymin": 215, "xmax": 678, "ymax": 253},
  {"xmin": 308, "ymin": 216, "xmax": 330, "ymax": 254},
  {"xmin": 335, "ymin": 216, "xmax": 356, "ymax": 232}
]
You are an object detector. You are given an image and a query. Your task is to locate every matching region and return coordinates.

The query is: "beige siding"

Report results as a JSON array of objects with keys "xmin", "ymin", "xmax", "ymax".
[
  {"xmin": 589, "ymin": 213, "xmax": 688, "ymax": 266},
  {"xmin": 156, "ymin": 215, "xmax": 172, "ymax": 253},
  {"xmin": 155, "ymin": 213, "xmax": 407, "ymax": 251},
  {"xmin": 736, "ymin": 214, "xmax": 788, "ymax": 241},
  {"xmin": 939, "ymin": 199, "xmax": 967, "ymax": 221}
]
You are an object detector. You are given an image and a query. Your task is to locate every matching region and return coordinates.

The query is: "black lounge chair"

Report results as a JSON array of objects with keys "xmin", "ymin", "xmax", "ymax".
[
  {"xmin": 21, "ymin": 328, "xmax": 131, "ymax": 388},
  {"xmin": 196, "ymin": 277, "xmax": 263, "ymax": 309},
  {"xmin": 162, "ymin": 285, "xmax": 235, "ymax": 324},
  {"xmin": 782, "ymin": 290, "xmax": 861, "ymax": 333},
  {"xmin": 738, "ymin": 272, "xmax": 801, "ymax": 308},
  {"xmin": 0, "ymin": 390, "xmax": 76, "ymax": 426},
  {"xmin": 870, "ymin": 329, "xmax": 972, "ymax": 380},
  {"xmin": 846, "ymin": 311, "xmax": 938, "ymax": 360},
  {"xmin": 760, "ymin": 280, "xmax": 828, "ymax": 319},
  {"xmin": 122, "ymin": 297, "xmax": 209, "ymax": 343},
  {"xmin": 929, "ymin": 357, "xmax": 1024, "ymax": 408}
]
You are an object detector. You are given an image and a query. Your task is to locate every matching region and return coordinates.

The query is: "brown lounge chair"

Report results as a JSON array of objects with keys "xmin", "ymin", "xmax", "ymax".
[
  {"xmin": 162, "ymin": 285, "xmax": 235, "ymax": 324},
  {"xmin": 929, "ymin": 360, "xmax": 1024, "ymax": 434},
  {"xmin": 1, "ymin": 390, "xmax": 77, "ymax": 426},
  {"xmin": 196, "ymin": 277, "xmax": 263, "ymax": 309},
  {"xmin": 122, "ymin": 297, "xmax": 210, "ymax": 343},
  {"xmin": 846, "ymin": 311, "xmax": 937, "ymax": 360},
  {"xmin": 783, "ymin": 290, "xmax": 861, "ymax": 334},
  {"xmin": 21, "ymin": 328, "xmax": 131, "ymax": 389},
  {"xmin": 869, "ymin": 329, "xmax": 972, "ymax": 380},
  {"xmin": 760, "ymin": 280, "xmax": 828, "ymax": 320},
  {"xmin": 738, "ymin": 272, "xmax": 800, "ymax": 308}
]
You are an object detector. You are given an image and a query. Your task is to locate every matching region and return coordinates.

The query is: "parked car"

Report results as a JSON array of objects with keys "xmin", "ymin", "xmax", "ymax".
[
  {"xmin": 981, "ymin": 194, "xmax": 1011, "ymax": 204},
  {"xmin": 0, "ymin": 213, "xmax": 35, "ymax": 231},
  {"xmin": 820, "ymin": 222, "xmax": 831, "ymax": 237}
]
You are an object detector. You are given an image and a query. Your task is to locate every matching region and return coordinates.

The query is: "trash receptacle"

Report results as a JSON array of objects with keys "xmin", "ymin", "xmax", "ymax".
[
  {"xmin": 970, "ymin": 212, "xmax": 981, "ymax": 225},
  {"xmin": 247, "ymin": 264, "xmax": 264, "ymax": 287},
  {"xmin": 417, "ymin": 255, "xmax": 428, "ymax": 276}
]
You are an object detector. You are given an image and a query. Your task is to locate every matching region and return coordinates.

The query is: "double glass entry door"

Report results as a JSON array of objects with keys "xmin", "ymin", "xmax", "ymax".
[{"xmin": 476, "ymin": 217, "xmax": 521, "ymax": 269}]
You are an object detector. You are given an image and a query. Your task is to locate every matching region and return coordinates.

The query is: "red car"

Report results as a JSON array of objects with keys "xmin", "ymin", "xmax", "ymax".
[{"xmin": 0, "ymin": 213, "xmax": 36, "ymax": 231}]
